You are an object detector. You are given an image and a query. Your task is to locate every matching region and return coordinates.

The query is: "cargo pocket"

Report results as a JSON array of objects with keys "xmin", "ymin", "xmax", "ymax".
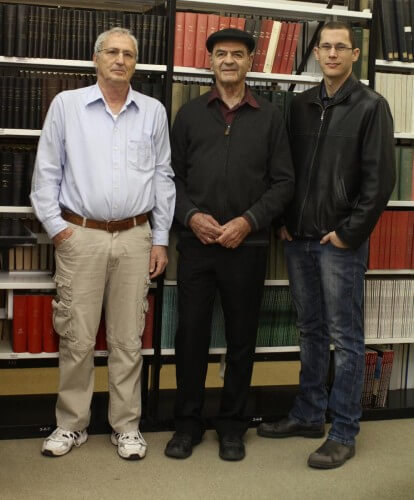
[
  {"xmin": 138, "ymin": 277, "xmax": 151, "ymax": 338},
  {"xmin": 52, "ymin": 274, "xmax": 73, "ymax": 340}
]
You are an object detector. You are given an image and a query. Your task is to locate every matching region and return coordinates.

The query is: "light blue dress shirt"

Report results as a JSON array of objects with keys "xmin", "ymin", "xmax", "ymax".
[{"xmin": 30, "ymin": 83, "xmax": 175, "ymax": 245}]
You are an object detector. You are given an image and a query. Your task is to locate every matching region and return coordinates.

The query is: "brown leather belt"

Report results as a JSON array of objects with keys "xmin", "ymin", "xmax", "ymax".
[{"xmin": 61, "ymin": 210, "xmax": 148, "ymax": 233}]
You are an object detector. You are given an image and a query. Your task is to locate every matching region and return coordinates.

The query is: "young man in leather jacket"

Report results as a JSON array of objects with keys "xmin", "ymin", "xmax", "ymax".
[{"xmin": 257, "ymin": 21, "xmax": 395, "ymax": 469}]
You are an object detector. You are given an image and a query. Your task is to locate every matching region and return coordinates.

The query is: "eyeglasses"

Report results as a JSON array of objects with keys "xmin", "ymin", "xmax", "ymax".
[
  {"xmin": 97, "ymin": 48, "xmax": 136, "ymax": 61},
  {"xmin": 318, "ymin": 44, "xmax": 354, "ymax": 53}
]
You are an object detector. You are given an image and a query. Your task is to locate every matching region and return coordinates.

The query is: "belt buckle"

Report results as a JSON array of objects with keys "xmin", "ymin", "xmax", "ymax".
[{"xmin": 106, "ymin": 220, "xmax": 116, "ymax": 232}]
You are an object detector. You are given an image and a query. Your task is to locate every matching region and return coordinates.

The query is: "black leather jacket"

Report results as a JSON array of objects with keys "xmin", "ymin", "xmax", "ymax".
[{"xmin": 285, "ymin": 74, "xmax": 395, "ymax": 249}]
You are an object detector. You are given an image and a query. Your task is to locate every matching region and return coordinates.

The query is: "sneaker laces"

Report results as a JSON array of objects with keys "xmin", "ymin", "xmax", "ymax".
[
  {"xmin": 49, "ymin": 427, "xmax": 83, "ymax": 445},
  {"xmin": 116, "ymin": 430, "xmax": 147, "ymax": 446}
]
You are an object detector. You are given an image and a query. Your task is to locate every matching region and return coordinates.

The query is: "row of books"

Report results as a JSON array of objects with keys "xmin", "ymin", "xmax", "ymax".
[
  {"xmin": 161, "ymin": 286, "xmax": 299, "ymax": 349},
  {"xmin": 0, "ymin": 3, "xmax": 167, "ymax": 65},
  {"xmin": 11, "ymin": 293, "xmax": 155, "ymax": 353},
  {"xmin": 0, "ymin": 148, "xmax": 35, "ymax": 207},
  {"xmin": 391, "ymin": 146, "xmax": 414, "ymax": 201},
  {"xmin": 364, "ymin": 279, "xmax": 414, "ymax": 339},
  {"xmin": 171, "ymin": 80, "xmax": 298, "ymax": 125},
  {"xmin": 375, "ymin": 72, "xmax": 414, "ymax": 134},
  {"xmin": 378, "ymin": 0, "xmax": 414, "ymax": 62},
  {"xmin": 0, "ymin": 72, "xmax": 164, "ymax": 130},
  {"xmin": 368, "ymin": 211, "xmax": 414, "ymax": 269},
  {"xmin": 361, "ymin": 347, "xmax": 395, "ymax": 408},
  {"xmin": 174, "ymin": 12, "xmax": 302, "ymax": 76},
  {"xmin": 389, "ymin": 343, "xmax": 414, "ymax": 390}
]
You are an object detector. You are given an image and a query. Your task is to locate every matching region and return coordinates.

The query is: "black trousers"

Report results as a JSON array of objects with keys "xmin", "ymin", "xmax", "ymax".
[{"xmin": 174, "ymin": 239, "xmax": 267, "ymax": 439}]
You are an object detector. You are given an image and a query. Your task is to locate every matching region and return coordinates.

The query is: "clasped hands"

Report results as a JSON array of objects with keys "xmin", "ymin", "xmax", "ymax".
[{"xmin": 189, "ymin": 213, "xmax": 251, "ymax": 249}]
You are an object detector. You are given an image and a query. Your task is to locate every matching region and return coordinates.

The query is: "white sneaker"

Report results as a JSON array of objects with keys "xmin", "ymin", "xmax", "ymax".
[
  {"xmin": 42, "ymin": 427, "xmax": 88, "ymax": 457},
  {"xmin": 111, "ymin": 430, "xmax": 147, "ymax": 460}
]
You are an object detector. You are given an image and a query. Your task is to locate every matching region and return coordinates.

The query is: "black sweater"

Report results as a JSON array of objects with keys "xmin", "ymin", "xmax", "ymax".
[{"xmin": 171, "ymin": 91, "xmax": 295, "ymax": 245}]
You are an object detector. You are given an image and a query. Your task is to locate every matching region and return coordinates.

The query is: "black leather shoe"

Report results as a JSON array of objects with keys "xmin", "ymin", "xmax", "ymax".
[
  {"xmin": 219, "ymin": 434, "xmax": 245, "ymax": 461},
  {"xmin": 308, "ymin": 439, "xmax": 355, "ymax": 469},
  {"xmin": 164, "ymin": 433, "xmax": 201, "ymax": 459},
  {"xmin": 257, "ymin": 417, "xmax": 325, "ymax": 439}
]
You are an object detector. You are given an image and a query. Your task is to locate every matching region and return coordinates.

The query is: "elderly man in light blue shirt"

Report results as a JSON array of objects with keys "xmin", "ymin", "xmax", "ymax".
[{"xmin": 31, "ymin": 27, "xmax": 175, "ymax": 461}]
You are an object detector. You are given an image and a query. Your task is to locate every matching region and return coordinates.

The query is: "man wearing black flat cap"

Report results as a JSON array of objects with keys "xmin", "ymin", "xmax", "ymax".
[{"xmin": 165, "ymin": 28, "xmax": 294, "ymax": 461}]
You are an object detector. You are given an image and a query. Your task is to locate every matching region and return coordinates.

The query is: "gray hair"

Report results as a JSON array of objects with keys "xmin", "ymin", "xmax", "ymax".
[{"xmin": 94, "ymin": 27, "xmax": 138, "ymax": 60}]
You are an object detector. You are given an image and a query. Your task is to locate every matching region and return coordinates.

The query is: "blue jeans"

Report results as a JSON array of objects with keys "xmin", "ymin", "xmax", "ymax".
[{"xmin": 284, "ymin": 239, "xmax": 368, "ymax": 446}]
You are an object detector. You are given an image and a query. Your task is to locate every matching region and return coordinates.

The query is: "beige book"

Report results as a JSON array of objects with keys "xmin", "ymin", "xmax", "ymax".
[
  {"xmin": 8, "ymin": 248, "xmax": 15, "ymax": 271},
  {"xmin": 39, "ymin": 244, "xmax": 48, "ymax": 270},
  {"xmin": 15, "ymin": 247, "xmax": 24, "ymax": 271},
  {"xmin": 31, "ymin": 244, "xmax": 40, "ymax": 270},
  {"xmin": 199, "ymin": 85, "xmax": 211, "ymax": 95},
  {"xmin": 263, "ymin": 21, "xmax": 281, "ymax": 73},
  {"xmin": 171, "ymin": 82, "xmax": 184, "ymax": 125},
  {"xmin": 23, "ymin": 247, "xmax": 32, "ymax": 270},
  {"xmin": 361, "ymin": 28, "xmax": 370, "ymax": 81},
  {"xmin": 393, "ymin": 74, "xmax": 403, "ymax": 133}
]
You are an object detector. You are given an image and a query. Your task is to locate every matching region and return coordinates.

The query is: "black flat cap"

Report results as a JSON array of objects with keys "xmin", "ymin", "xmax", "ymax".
[{"xmin": 206, "ymin": 28, "xmax": 255, "ymax": 53}]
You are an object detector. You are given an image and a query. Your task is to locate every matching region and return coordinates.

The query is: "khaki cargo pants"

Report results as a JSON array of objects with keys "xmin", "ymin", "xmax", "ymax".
[{"xmin": 53, "ymin": 221, "xmax": 152, "ymax": 433}]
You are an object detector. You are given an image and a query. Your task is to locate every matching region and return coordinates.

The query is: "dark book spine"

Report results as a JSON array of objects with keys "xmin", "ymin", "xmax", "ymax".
[
  {"xmin": 12, "ymin": 77, "xmax": 22, "ymax": 129},
  {"xmin": 81, "ymin": 9, "xmax": 88, "ymax": 60},
  {"xmin": 102, "ymin": 11, "xmax": 109, "ymax": 32},
  {"xmin": 3, "ymin": 4, "xmax": 17, "ymax": 56},
  {"xmin": 59, "ymin": 8, "xmax": 67, "ymax": 59},
  {"xmin": 147, "ymin": 15, "xmax": 157, "ymax": 64},
  {"xmin": 38, "ymin": 7, "xmax": 48, "ymax": 58},
  {"xmin": 0, "ymin": 151, "xmax": 13, "ymax": 206},
  {"xmin": 11, "ymin": 152, "xmax": 25, "ymax": 206},
  {"xmin": 21, "ymin": 78, "xmax": 30, "ymax": 129},
  {"xmin": 115, "ymin": 11, "xmax": 122, "ymax": 27},
  {"xmin": 28, "ymin": 76, "xmax": 37, "ymax": 130},
  {"xmin": 45, "ymin": 8, "xmax": 54, "ymax": 59},
  {"xmin": 135, "ymin": 14, "xmax": 143, "ymax": 63},
  {"xmin": 402, "ymin": 0, "xmax": 413, "ymax": 61},
  {"xmin": 0, "ymin": 4, "xmax": 3, "ymax": 55},
  {"xmin": 87, "ymin": 10, "xmax": 95, "ymax": 60},
  {"xmin": 35, "ymin": 77, "xmax": 42, "ymax": 129},
  {"xmin": 0, "ymin": 76, "xmax": 7, "ymax": 128},
  {"xmin": 74, "ymin": 10, "xmax": 81, "ymax": 60},
  {"xmin": 65, "ymin": 9, "xmax": 73, "ymax": 59},
  {"xmin": 154, "ymin": 15, "xmax": 164, "ymax": 65},
  {"xmin": 6, "ymin": 76, "xmax": 15, "ymax": 129},
  {"xmin": 27, "ymin": 5, "xmax": 36, "ymax": 58},
  {"xmin": 51, "ymin": 8, "xmax": 60, "ymax": 59},
  {"xmin": 108, "ymin": 10, "xmax": 117, "ymax": 29},
  {"xmin": 95, "ymin": 10, "xmax": 103, "ymax": 41},
  {"xmin": 394, "ymin": 0, "xmax": 409, "ymax": 61},
  {"xmin": 16, "ymin": 4, "xmax": 29, "ymax": 57},
  {"xmin": 141, "ymin": 14, "xmax": 150, "ymax": 64},
  {"xmin": 161, "ymin": 16, "xmax": 167, "ymax": 65}
]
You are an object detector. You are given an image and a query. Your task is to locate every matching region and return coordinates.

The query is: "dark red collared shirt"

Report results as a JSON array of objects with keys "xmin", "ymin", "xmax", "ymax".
[{"xmin": 208, "ymin": 85, "xmax": 260, "ymax": 124}]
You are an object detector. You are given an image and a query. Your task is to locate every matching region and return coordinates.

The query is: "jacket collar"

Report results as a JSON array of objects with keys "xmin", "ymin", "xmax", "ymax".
[{"xmin": 307, "ymin": 73, "xmax": 359, "ymax": 107}]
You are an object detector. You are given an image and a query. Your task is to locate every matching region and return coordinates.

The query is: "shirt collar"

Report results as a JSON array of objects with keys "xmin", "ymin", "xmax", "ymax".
[
  {"xmin": 84, "ymin": 83, "xmax": 139, "ymax": 109},
  {"xmin": 208, "ymin": 85, "xmax": 259, "ymax": 109}
]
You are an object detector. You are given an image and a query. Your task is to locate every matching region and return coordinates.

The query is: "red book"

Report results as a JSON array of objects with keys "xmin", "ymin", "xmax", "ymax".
[
  {"xmin": 256, "ymin": 19, "xmax": 274, "ymax": 73},
  {"xmin": 279, "ymin": 22, "xmax": 296, "ymax": 74},
  {"xmin": 236, "ymin": 17, "xmax": 246, "ymax": 31},
  {"xmin": 204, "ymin": 14, "xmax": 220, "ymax": 68},
  {"xmin": 368, "ymin": 218, "xmax": 381, "ymax": 269},
  {"xmin": 229, "ymin": 16, "xmax": 238, "ymax": 29},
  {"xmin": 194, "ymin": 13, "xmax": 208, "ymax": 68},
  {"xmin": 183, "ymin": 12, "xmax": 197, "ymax": 67},
  {"xmin": 406, "ymin": 211, "xmax": 414, "ymax": 268},
  {"xmin": 174, "ymin": 12, "xmax": 185, "ymax": 66},
  {"xmin": 13, "ymin": 295, "xmax": 27, "ymax": 353},
  {"xmin": 382, "ymin": 211, "xmax": 393, "ymax": 269},
  {"xmin": 272, "ymin": 22, "xmax": 288, "ymax": 73},
  {"xmin": 252, "ymin": 19, "xmax": 266, "ymax": 72},
  {"xmin": 27, "ymin": 295, "xmax": 43, "ymax": 353},
  {"xmin": 285, "ymin": 22, "xmax": 302, "ymax": 75},
  {"xmin": 393, "ymin": 211, "xmax": 409, "ymax": 269},
  {"xmin": 95, "ymin": 313, "xmax": 107, "ymax": 351},
  {"xmin": 142, "ymin": 294, "xmax": 155, "ymax": 349},
  {"xmin": 219, "ymin": 16, "xmax": 230, "ymax": 30},
  {"xmin": 42, "ymin": 295, "xmax": 58, "ymax": 353}
]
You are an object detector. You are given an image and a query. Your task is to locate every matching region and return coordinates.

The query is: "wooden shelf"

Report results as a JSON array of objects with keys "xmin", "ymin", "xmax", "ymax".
[
  {"xmin": 0, "ymin": 56, "xmax": 166, "ymax": 73},
  {"xmin": 394, "ymin": 133, "xmax": 414, "ymax": 140},
  {"xmin": 176, "ymin": 0, "xmax": 372, "ymax": 20},
  {"xmin": 376, "ymin": 59, "xmax": 414, "ymax": 71},
  {"xmin": 0, "ymin": 207, "xmax": 34, "ymax": 213},
  {"xmin": 0, "ymin": 129, "xmax": 41, "ymax": 137}
]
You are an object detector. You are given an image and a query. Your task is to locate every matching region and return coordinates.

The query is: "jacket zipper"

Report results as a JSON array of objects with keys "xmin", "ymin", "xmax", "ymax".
[{"xmin": 297, "ymin": 102, "xmax": 329, "ymax": 235}]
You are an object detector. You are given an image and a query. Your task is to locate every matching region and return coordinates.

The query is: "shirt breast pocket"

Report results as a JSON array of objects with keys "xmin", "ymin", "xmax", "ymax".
[{"xmin": 127, "ymin": 138, "xmax": 153, "ymax": 172}]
